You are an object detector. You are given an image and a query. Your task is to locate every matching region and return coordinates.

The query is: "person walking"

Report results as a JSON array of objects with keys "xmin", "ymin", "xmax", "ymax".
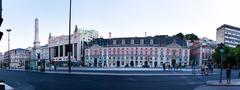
[
  {"xmin": 226, "ymin": 64, "xmax": 232, "ymax": 84},
  {"xmin": 201, "ymin": 65, "xmax": 205, "ymax": 75},
  {"xmin": 163, "ymin": 63, "xmax": 166, "ymax": 71}
]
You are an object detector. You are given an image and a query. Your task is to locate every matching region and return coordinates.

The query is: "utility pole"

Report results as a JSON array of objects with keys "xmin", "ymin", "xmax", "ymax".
[
  {"xmin": 68, "ymin": 0, "xmax": 72, "ymax": 72},
  {"xmin": 6, "ymin": 29, "xmax": 11, "ymax": 69}
]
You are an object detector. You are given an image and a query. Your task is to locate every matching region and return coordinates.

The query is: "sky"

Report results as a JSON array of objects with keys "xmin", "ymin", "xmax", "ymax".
[{"xmin": 1, "ymin": 0, "xmax": 240, "ymax": 52}]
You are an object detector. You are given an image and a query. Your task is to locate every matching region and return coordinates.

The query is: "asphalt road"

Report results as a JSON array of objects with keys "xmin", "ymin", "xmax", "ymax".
[{"xmin": 0, "ymin": 69, "xmax": 239, "ymax": 90}]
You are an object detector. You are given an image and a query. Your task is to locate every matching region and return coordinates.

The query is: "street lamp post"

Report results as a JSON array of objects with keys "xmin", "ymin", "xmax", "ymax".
[
  {"xmin": 68, "ymin": 0, "xmax": 72, "ymax": 72},
  {"xmin": 6, "ymin": 29, "xmax": 11, "ymax": 69},
  {"xmin": 220, "ymin": 52, "xmax": 223, "ymax": 83},
  {"xmin": 218, "ymin": 43, "xmax": 224, "ymax": 83},
  {"xmin": 192, "ymin": 58, "xmax": 196, "ymax": 74}
]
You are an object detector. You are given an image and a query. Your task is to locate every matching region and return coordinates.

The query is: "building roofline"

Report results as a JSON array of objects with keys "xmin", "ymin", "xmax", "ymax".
[
  {"xmin": 217, "ymin": 24, "xmax": 240, "ymax": 31},
  {"xmin": 98, "ymin": 36, "xmax": 171, "ymax": 40}
]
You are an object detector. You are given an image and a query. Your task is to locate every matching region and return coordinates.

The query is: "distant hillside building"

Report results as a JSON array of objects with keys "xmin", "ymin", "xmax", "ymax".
[
  {"xmin": 26, "ymin": 44, "xmax": 49, "ymax": 69},
  {"xmin": 39, "ymin": 44, "xmax": 49, "ymax": 62},
  {"xmin": 0, "ymin": 52, "xmax": 3, "ymax": 68},
  {"xmin": 4, "ymin": 48, "xmax": 30, "ymax": 68},
  {"xmin": 85, "ymin": 36, "xmax": 190, "ymax": 68},
  {"xmin": 48, "ymin": 25, "xmax": 99, "ymax": 66},
  {"xmin": 190, "ymin": 37, "xmax": 217, "ymax": 66},
  {"xmin": 217, "ymin": 24, "xmax": 240, "ymax": 47}
]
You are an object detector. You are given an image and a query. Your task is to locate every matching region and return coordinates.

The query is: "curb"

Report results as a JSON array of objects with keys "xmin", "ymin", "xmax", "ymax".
[{"xmin": 0, "ymin": 83, "xmax": 14, "ymax": 90}]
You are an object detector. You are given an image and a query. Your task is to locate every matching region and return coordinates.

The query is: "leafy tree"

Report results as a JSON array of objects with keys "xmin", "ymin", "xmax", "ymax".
[
  {"xmin": 173, "ymin": 33, "xmax": 185, "ymax": 39},
  {"xmin": 212, "ymin": 49, "xmax": 221, "ymax": 65},
  {"xmin": 185, "ymin": 33, "xmax": 199, "ymax": 41},
  {"xmin": 172, "ymin": 33, "xmax": 199, "ymax": 41},
  {"xmin": 154, "ymin": 35, "xmax": 168, "ymax": 38},
  {"xmin": 234, "ymin": 46, "xmax": 240, "ymax": 67},
  {"xmin": 212, "ymin": 45, "xmax": 240, "ymax": 68},
  {"xmin": 226, "ymin": 47, "xmax": 235, "ymax": 66}
]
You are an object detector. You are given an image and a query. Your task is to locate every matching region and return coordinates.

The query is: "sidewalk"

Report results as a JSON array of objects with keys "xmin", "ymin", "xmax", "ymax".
[
  {"xmin": 44, "ymin": 71, "xmax": 205, "ymax": 76},
  {"xmin": 194, "ymin": 79, "xmax": 240, "ymax": 90},
  {"xmin": 7, "ymin": 67, "xmax": 218, "ymax": 76},
  {"xmin": 10, "ymin": 67, "xmax": 202, "ymax": 72},
  {"xmin": 45, "ymin": 67, "xmax": 202, "ymax": 71},
  {"xmin": 206, "ymin": 79, "xmax": 240, "ymax": 86}
]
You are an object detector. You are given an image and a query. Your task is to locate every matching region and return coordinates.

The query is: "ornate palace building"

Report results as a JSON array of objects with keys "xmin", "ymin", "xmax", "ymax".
[
  {"xmin": 85, "ymin": 36, "xmax": 190, "ymax": 67},
  {"xmin": 48, "ymin": 25, "xmax": 99, "ymax": 66}
]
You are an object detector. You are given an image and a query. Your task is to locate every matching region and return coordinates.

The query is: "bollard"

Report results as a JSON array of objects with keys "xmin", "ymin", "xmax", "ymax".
[
  {"xmin": 0, "ymin": 80, "xmax": 5, "ymax": 90},
  {"xmin": 0, "ymin": 84, "xmax": 5, "ymax": 90}
]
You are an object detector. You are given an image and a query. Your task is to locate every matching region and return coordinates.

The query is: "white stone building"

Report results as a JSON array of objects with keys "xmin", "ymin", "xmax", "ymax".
[
  {"xmin": 217, "ymin": 24, "xmax": 240, "ymax": 47},
  {"xmin": 48, "ymin": 25, "xmax": 99, "ymax": 66},
  {"xmin": 4, "ymin": 48, "xmax": 30, "ymax": 68}
]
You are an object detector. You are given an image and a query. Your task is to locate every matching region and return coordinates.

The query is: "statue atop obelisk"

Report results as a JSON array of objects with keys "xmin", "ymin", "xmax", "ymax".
[{"xmin": 33, "ymin": 18, "xmax": 40, "ymax": 49}]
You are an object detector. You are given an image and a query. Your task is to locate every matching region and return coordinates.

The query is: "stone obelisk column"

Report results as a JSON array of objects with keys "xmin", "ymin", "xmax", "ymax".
[{"xmin": 33, "ymin": 18, "xmax": 40, "ymax": 48}]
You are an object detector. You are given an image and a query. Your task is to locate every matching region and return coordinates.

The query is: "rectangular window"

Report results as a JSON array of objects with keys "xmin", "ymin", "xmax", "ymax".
[
  {"xmin": 74, "ymin": 43, "xmax": 77, "ymax": 58},
  {"xmin": 54, "ymin": 46, "xmax": 58, "ymax": 57},
  {"xmin": 65, "ymin": 44, "xmax": 72, "ymax": 56},
  {"xmin": 60, "ymin": 45, "xmax": 63, "ymax": 57}
]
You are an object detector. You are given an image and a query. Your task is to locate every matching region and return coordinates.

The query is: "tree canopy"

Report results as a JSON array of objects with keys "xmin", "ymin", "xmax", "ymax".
[
  {"xmin": 172, "ymin": 33, "xmax": 199, "ymax": 41},
  {"xmin": 212, "ymin": 45, "xmax": 240, "ymax": 68},
  {"xmin": 185, "ymin": 33, "xmax": 199, "ymax": 41},
  {"xmin": 173, "ymin": 33, "xmax": 185, "ymax": 39}
]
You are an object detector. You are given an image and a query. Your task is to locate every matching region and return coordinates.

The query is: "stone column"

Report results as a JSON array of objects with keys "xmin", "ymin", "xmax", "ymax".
[
  {"xmin": 152, "ymin": 56, "xmax": 155, "ymax": 67},
  {"xmin": 58, "ymin": 46, "xmax": 60, "ymax": 58}
]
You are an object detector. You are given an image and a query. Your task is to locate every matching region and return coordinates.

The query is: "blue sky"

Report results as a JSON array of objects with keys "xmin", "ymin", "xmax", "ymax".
[{"xmin": 1, "ymin": 0, "xmax": 240, "ymax": 52}]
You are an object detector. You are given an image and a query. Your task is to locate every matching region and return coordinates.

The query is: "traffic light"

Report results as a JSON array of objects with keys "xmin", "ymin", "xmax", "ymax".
[
  {"xmin": 0, "ymin": 17, "xmax": 3, "ymax": 27},
  {"xmin": 217, "ymin": 43, "xmax": 225, "ymax": 53},
  {"xmin": 0, "ymin": 31, "xmax": 3, "ymax": 41}
]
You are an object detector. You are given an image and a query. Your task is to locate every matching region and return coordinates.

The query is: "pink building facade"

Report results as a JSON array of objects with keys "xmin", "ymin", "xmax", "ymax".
[{"xmin": 85, "ymin": 37, "xmax": 190, "ymax": 67}]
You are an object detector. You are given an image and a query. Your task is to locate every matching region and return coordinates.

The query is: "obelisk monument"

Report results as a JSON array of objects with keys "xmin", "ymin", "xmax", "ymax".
[{"xmin": 33, "ymin": 18, "xmax": 40, "ymax": 49}]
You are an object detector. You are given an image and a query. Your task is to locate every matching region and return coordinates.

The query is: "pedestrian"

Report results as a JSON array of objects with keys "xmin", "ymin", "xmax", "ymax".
[
  {"xmin": 54, "ymin": 65, "xmax": 57, "ymax": 71},
  {"xmin": 204, "ymin": 65, "xmax": 208, "ymax": 75},
  {"xmin": 176, "ymin": 64, "xmax": 179, "ymax": 71},
  {"xmin": 168, "ymin": 64, "xmax": 170, "ymax": 71},
  {"xmin": 238, "ymin": 70, "xmax": 240, "ymax": 79},
  {"xmin": 201, "ymin": 65, "xmax": 204, "ymax": 75},
  {"xmin": 51, "ymin": 65, "xmax": 54, "ymax": 70},
  {"xmin": 226, "ymin": 64, "xmax": 232, "ymax": 84},
  {"xmin": 163, "ymin": 64, "xmax": 166, "ymax": 71}
]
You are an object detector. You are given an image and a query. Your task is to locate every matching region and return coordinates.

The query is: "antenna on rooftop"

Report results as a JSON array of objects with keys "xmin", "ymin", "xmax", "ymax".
[{"xmin": 109, "ymin": 32, "xmax": 112, "ymax": 39}]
